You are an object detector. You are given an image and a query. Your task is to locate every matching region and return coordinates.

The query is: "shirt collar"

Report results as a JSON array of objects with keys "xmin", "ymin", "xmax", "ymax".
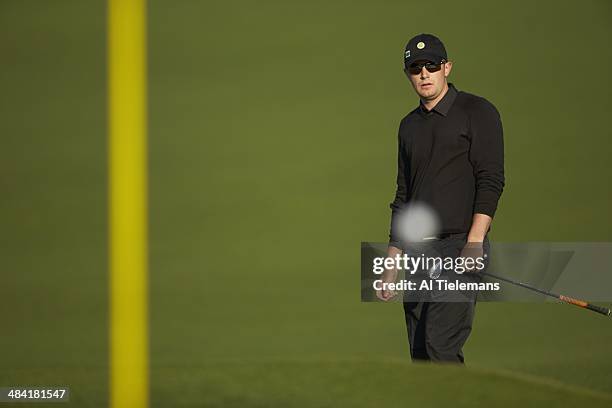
[{"xmin": 419, "ymin": 83, "xmax": 458, "ymax": 117}]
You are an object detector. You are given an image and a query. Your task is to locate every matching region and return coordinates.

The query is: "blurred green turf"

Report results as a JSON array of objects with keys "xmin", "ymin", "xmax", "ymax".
[{"xmin": 1, "ymin": 0, "xmax": 611, "ymax": 406}]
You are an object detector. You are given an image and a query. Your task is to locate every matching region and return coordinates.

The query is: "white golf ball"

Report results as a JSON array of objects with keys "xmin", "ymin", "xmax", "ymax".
[{"xmin": 395, "ymin": 202, "xmax": 441, "ymax": 242}]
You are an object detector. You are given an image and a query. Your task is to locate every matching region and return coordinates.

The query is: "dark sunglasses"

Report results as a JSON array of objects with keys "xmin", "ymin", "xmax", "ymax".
[{"xmin": 405, "ymin": 59, "xmax": 446, "ymax": 75}]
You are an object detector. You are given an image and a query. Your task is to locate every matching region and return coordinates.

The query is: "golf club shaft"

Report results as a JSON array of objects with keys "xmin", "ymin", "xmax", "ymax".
[{"xmin": 480, "ymin": 271, "xmax": 611, "ymax": 317}]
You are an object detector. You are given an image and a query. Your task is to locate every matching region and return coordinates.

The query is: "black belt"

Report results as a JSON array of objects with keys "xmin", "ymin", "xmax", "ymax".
[{"xmin": 422, "ymin": 232, "xmax": 466, "ymax": 241}]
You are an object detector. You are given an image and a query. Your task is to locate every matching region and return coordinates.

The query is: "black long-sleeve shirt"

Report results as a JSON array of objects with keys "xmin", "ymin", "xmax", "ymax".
[{"xmin": 389, "ymin": 83, "xmax": 504, "ymax": 249}]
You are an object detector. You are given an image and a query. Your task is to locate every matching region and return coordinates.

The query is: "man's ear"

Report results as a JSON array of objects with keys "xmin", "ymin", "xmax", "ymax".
[{"xmin": 444, "ymin": 60, "xmax": 453, "ymax": 78}]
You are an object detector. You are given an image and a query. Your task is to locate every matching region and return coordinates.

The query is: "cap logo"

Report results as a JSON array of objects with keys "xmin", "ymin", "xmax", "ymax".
[
  {"xmin": 417, "ymin": 41, "xmax": 425, "ymax": 49},
  {"xmin": 404, "ymin": 50, "xmax": 410, "ymax": 59}
]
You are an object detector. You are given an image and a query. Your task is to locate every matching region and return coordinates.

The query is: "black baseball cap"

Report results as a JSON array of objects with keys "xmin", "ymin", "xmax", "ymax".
[{"xmin": 404, "ymin": 33, "xmax": 447, "ymax": 67}]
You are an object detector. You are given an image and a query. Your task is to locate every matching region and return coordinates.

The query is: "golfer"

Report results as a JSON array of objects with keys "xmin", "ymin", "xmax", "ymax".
[{"xmin": 376, "ymin": 33, "xmax": 505, "ymax": 363}]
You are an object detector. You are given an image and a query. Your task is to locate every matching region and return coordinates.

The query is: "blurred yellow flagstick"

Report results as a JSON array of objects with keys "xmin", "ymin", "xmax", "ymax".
[{"xmin": 108, "ymin": 0, "xmax": 149, "ymax": 407}]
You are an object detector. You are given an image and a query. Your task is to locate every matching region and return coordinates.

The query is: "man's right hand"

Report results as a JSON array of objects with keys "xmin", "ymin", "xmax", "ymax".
[
  {"xmin": 375, "ymin": 245, "xmax": 403, "ymax": 301},
  {"xmin": 376, "ymin": 266, "xmax": 399, "ymax": 301}
]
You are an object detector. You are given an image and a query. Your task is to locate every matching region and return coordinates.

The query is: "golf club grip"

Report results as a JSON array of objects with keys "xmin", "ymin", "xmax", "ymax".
[
  {"xmin": 586, "ymin": 303, "xmax": 611, "ymax": 316},
  {"xmin": 559, "ymin": 295, "xmax": 611, "ymax": 316}
]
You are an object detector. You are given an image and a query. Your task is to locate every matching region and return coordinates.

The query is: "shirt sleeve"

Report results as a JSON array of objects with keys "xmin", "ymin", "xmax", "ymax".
[
  {"xmin": 468, "ymin": 99, "xmax": 505, "ymax": 217},
  {"xmin": 389, "ymin": 124, "xmax": 410, "ymax": 249}
]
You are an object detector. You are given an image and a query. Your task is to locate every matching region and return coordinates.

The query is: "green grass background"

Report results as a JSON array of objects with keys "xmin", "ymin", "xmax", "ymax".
[{"xmin": 1, "ymin": 0, "xmax": 611, "ymax": 406}]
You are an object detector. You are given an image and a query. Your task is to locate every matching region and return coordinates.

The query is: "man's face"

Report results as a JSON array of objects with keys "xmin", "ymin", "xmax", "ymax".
[{"xmin": 405, "ymin": 60, "xmax": 453, "ymax": 101}]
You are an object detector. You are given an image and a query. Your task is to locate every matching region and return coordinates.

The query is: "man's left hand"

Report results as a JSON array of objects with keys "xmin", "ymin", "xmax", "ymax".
[{"xmin": 459, "ymin": 241, "xmax": 484, "ymax": 273}]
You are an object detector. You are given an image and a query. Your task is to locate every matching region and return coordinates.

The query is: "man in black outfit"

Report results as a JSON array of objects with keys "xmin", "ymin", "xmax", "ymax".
[{"xmin": 375, "ymin": 33, "xmax": 505, "ymax": 363}]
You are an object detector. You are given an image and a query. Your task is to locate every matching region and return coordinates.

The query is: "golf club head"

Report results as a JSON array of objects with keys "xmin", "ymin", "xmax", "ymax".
[{"xmin": 428, "ymin": 263, "xmax": 442, "ymax": 279}]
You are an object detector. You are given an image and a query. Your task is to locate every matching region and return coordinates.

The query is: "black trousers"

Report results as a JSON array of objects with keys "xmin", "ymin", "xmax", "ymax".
[
  {"xmin": 402, "ymin": 233, "xmax": 489, "ymax": 363},
  {"xmin": 403, "ymin": 299, "xmax": 476, "ymax": 363}
]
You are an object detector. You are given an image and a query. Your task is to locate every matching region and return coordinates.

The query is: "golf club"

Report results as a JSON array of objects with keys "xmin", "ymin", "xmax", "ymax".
[{"xmin": 480, "ymin": 271, "xmax": 611, "ymax": 317}]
